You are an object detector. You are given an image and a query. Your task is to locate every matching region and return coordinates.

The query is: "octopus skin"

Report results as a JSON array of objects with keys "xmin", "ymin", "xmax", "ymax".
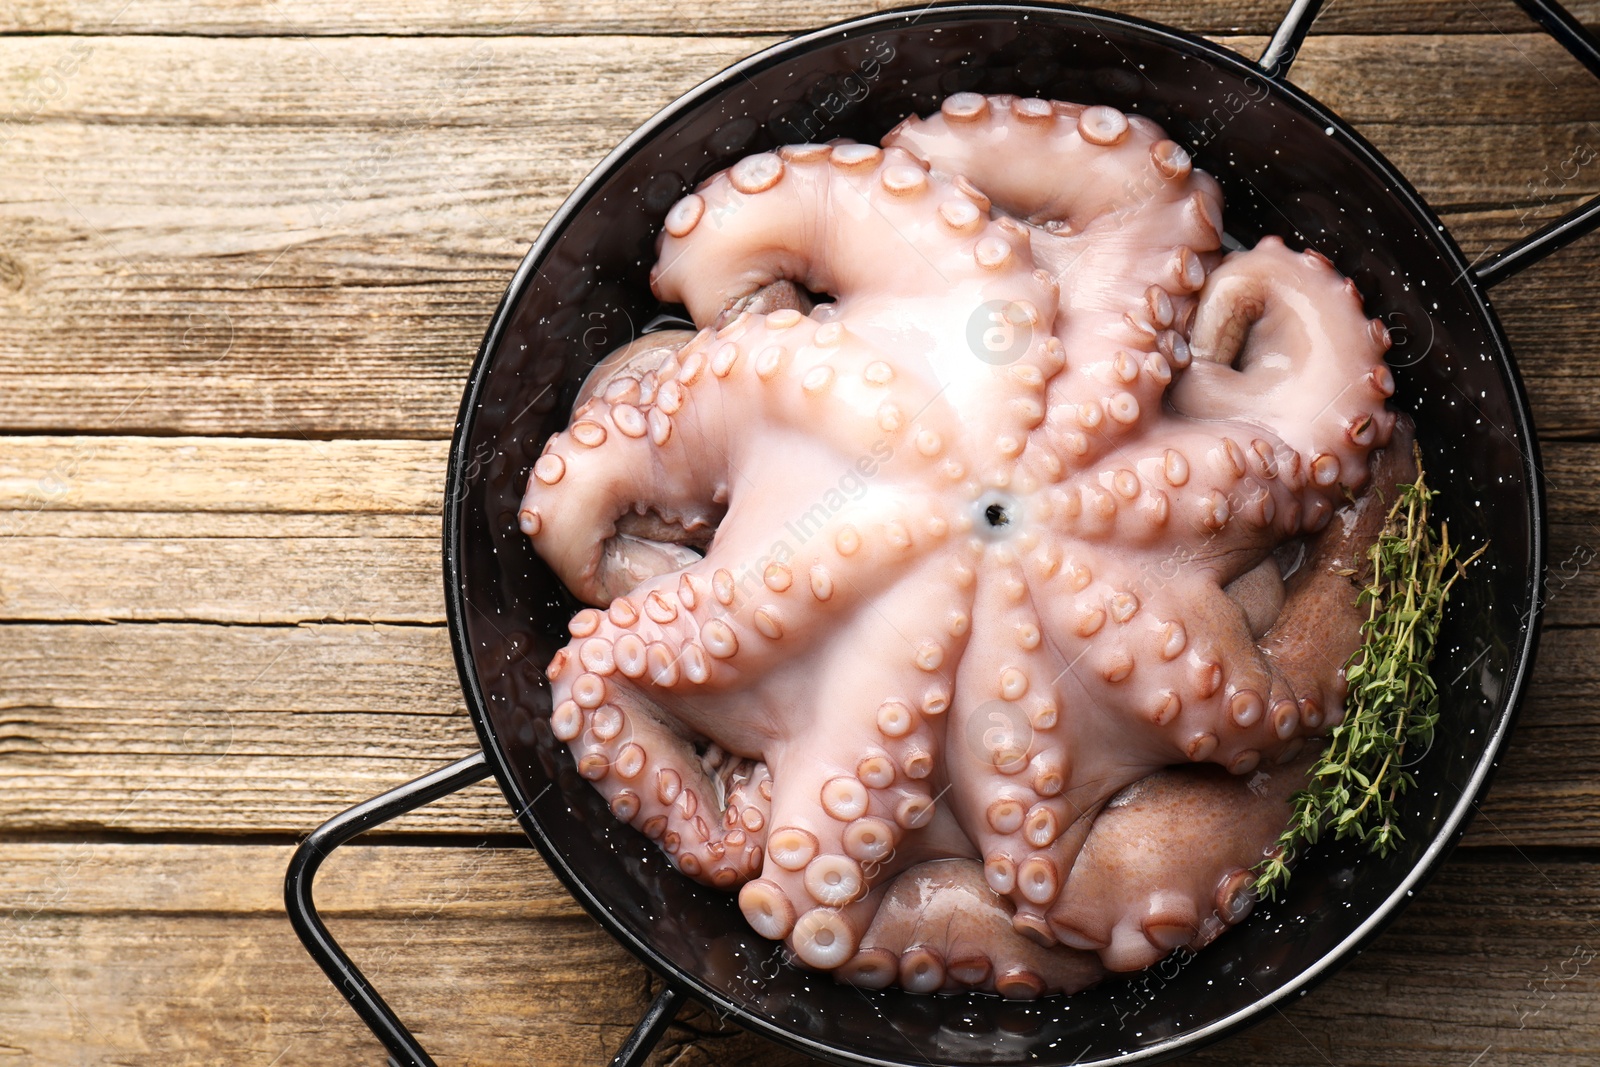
[{"xmin": 518, "ymin": 92, "xmax": 1406, "ymax": 995}]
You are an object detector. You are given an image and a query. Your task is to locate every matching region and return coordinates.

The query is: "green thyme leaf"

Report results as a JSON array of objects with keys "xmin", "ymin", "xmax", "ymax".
[{"xmin": 1253, "ymin": 447, "xmax": 1485, "ymax": 901}]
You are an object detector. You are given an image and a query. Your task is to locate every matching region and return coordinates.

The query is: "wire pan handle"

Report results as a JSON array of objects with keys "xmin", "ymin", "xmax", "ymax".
[
  {"xmin": 283, "ymin": 751, "xmax": 684, "ymax": 1067},
  {"xmin": 1259, "ymin": 0, "xmax": 1600, "ymax": 288}
]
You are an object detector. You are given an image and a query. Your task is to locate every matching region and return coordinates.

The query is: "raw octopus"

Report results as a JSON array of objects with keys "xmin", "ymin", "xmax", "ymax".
[{"xmin": 517, "ymin": 92, "xmax": 1410, "ymax": 997}]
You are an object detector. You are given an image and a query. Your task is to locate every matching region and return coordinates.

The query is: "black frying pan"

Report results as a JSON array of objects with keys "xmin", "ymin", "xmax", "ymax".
[{"xmin": 288, "ymin": 0, "xmax": 1589, "ymax": 1062}]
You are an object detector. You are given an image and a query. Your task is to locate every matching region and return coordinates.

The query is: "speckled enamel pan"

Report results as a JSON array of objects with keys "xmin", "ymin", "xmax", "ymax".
[{"xmin": 288, "ymin": 2, "xmax": 1589, "ymax": 1063}]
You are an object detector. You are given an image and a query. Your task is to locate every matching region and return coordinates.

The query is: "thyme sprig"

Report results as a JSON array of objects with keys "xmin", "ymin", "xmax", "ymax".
[{"xmin": 1254, "ymin": 452, "xmax": 1485, "ymax": 900}]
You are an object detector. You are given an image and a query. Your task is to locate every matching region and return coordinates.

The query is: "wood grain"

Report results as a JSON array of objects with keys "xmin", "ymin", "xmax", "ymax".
[
  {"xmin": 0, "ymin": 842, "xmax": 1595, "ymax": 1066},
  {"xmin": 4, "ymin": 9, "xmax": 1600, "ymax": 1065},
  {"xmin": 0, "ymin": 618, "xmax": 1593, "ymax": 842},
  {"xmin": 2, "ymin": 517, "xmax": 1588, "ymax": 627},
  {"xmin": 0, "ymin": 435, "xmax": 1593, "ymax": 841},
  {"xmin": 0, "ymin": 623, "xmax": 500, "ymax": 834},
  {"xmin": 0, "ymin": 843, "xmax": 771, "ymax": 1067},
  {"xmin": 0, "ymin": 531, "xmax": 444, "ymax": 622},
  {"xmin": 0, "ymin": 436, "xmax": 447, "ymax": 514},
  {"xmin": 5, "ymin": 436, "xmax": 1600, "ymax": 625},
  {"xmin": 1, "ymin": 0, "xmax": 1594, "ymax": 37},
  {"xmin": 4, "ymin": 34, "xmax": 1600, "ymax": 436}
]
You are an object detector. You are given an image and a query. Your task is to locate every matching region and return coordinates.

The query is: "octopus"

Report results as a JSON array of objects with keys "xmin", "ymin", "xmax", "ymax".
[{"xmin": 517, "ymin": 92, "xmax": 1413, "ymax": 997}]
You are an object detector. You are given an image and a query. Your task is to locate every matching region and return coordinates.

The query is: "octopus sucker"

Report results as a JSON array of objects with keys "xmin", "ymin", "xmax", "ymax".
[{"xmin": 520, "ymin": 90, "xmax": 1420, "ymax": 995}]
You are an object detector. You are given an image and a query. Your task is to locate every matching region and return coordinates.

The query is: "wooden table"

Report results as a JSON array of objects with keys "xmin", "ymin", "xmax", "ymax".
[{"xmin": 3, "ymin": 1, "xmax": 1599, "ymax": 1063}]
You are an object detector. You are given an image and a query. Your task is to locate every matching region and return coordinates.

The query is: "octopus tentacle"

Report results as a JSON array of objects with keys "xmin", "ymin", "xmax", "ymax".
[
  {"xmin": 746, "ymin": 601, "xmax": 963, "ymax": 969},
  {"xmin": 1032, "ymin": 328, "xmax": 1193, "ymax": 474},
  {"xmin": 1113, "ymin": 576, "xmax": 1307, "ymax": 772},
  {"xmin": 546, "ymin": 662, "xmax": 767, "ymax": 885},
  {"xmin": 650, "ymin": 142, "xmax": 1066, "ymax": 495},
  {"xmin": 883, "ymin": 92, "xmax": 1226, "ymax": 471},
  {"xmin": 944, "ymin": 560, "xmax": 1145, "ymax": 939},
  {"xmin": 550, "ymin": 552, "xmax": 840, "ymax": 731},
  {"xmin": 1261, "ymin": 415, "xmax": 1420, "ymax": 732},
  {"xmin": 651, "ymin": 141, "xmax": 1054, "ymax": 334},
  {"xmin": 522, "ymin": 329, "xmax": 732, "ymax": 605},
  {"xmin": 1171, "ymin": 235, "xmax": 1396, "ymax": 497},
  {"xmin": 1043, "ymin": 427, "xmax": 1309, "ymax": 556},
  {"xmin": 883, "ymin": 93, "xmax": 1222, "ymax": 252},
  {"xmin": 1039, "ymin": 417, "xmax": 1418, "ymax": 779},
  {"xmin": 1048, "ymin": 752, "xmax": 1315, "ymax": 971},
  {"xmin": 837, "ymin": 858, "xmax": 1105, "ymax": 997}
]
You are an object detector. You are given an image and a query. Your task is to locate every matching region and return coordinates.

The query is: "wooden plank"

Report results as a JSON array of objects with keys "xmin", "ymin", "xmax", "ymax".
[
  {"xmin": 0, "ymin": 842, "xmax": 786, "ymax": 1066},
  {"xmin": 0, "ymin": 622, "xmax": 503, "ymax": 835},
  {"xmin": 0, "ymin": 34, "xmax": 761, "ymax": 439},
  {"xmin": 0, "ymin": 436, "xmax": 447, "ymax": 515},
  {"xmin": 1, "ymin": 0, "xmax": 1592, "ymax": 37},
  {"xmin": 1184, "ymin": 854, "xmax": 1600, "ymax": 1067},
  {"xmin": 1, "ymin": 509, "xmax": 435, "ymax": 538},
  {"xmin": 0, "ymin": 842, "xmax": 579, "ymax": 918},
  {"xmin": 0, "ymin": 842, "xmax": 1594, "ymax": 1065},
  {"xmin": 8, "ymin": 431, "xmax": 1581, "ymax": 533},
  {"xmin": 2, "ymin": 435, "xmax": 1597, "ymax": 626},
  {"xmin": 4, "ymin": 36, "xmax": 1600, "ymax": 436},
  {"xmin": 5, "ymin": 515, "xmax": 1584, "ymax": 628},
  {"xmin": 1, "ymin": 512, "xmax": 1583, "ymax": 627},
  {"xmin": 0, "ymin": 532, "xmax": 444, "ymax": 622},
  {"xmin": 0, "ymin": 618, "xmax": 1593, "ymax": 843},
  {"xmin": 1448, "ymin": 209, "xmax": 1600, "ymax": 441},
  {"xmin": 0, "ymin": 438, "xmax": 448, "ymax": 623}
]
